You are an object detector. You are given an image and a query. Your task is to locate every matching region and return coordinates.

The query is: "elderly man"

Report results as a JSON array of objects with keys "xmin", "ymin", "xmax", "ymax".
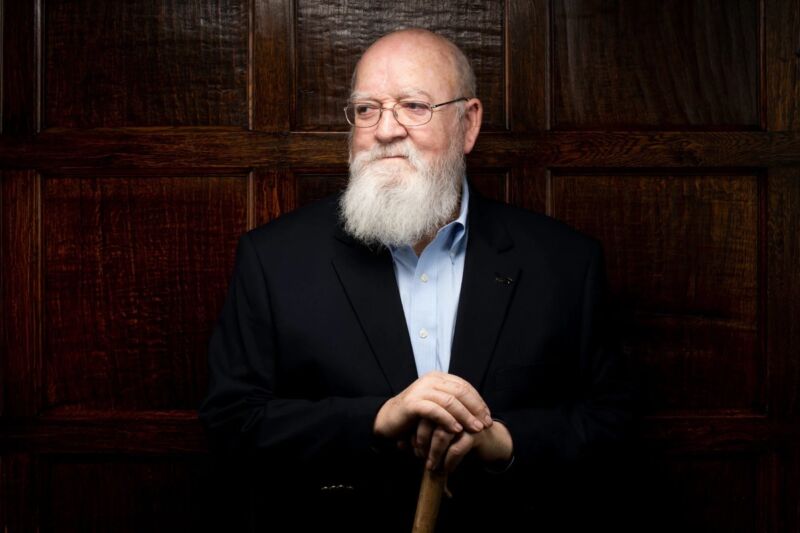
[{"xmin": 200, "ymin": 29, "xmax": 631, "ymax": 532}]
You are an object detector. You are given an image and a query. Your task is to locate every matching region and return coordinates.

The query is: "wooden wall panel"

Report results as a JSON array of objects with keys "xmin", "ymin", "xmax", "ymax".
[
  {"xmin": 766, "ymin": 0, "xmax": 800, "ymax": 131},
  {"xmin": 1, "ymin": 171, "xmax": 42, "ymax": 417},
  {"xmin": 511, "ymin": 165, "xmax": 548, "ymax": 215},
  {"xmin": 552, "ymin": 173, "xmax": 759, "ymax": 320},
  {"xmin": 627, "ymin": 316, "xmax": 759, "ymax": 412},
  {"xmin": 252, "ymin": 169, "xmax": 296, "ymax": 225},
  {"xmin": 44, "ymin": 0, "xmax": 249, "ymax": 128},
  {"xmin": 552, "ymin": 173, "xmax": 761, "ymax": 412},
  {"xmin": 295, "ymin": 173, "xmax": 348, "ymax": 208},
  {"xmin": 1, "ymin": 0, "xmax": 39, "ymax": 135},
  {"xmin": 44, "ymin": 457, "xmax": 212, "ymax": 532},
  {"xmin": 507, "ymin": 0, "xmax": 549, "ymax": 131},
  {"xmin": 294, "ymin": 0, "xmax": 505, "ymax": 132},
  {"xmin": 552, "ymin": 0, "xmax": 760, "ymax": 129},
  {"xmin": 636, "ymin": 454, "xmax": 759, "ymax": 532},
  {"xmin": 42, "ymin": 176, "xmax": 247, "ymax": 411},
  {"xmin": 767, "ymin": 168, "xmax": 800, "ymax": 419},
  {"xmin": 0, "ymin": 454, "xmax": 41, "ymax": 533},
  {"xmin": 1, "ymin": 0, "xmax": 799, "ymax": 531},
  {"xmin": 252, "ymin": 0, "xmax": 293, "ymax": 131}
]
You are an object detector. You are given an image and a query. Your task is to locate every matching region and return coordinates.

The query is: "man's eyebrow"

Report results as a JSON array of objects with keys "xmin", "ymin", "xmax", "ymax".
[
  {"xmin": 349, "ymin": 91, "xmax": 376, "ymax": 101},
  {"xmin": 397, "ymin": 88, "xmax": 433, "ymax": 100},
  {"xmin": 348, "ymin": 88, "xmax": 434, "ymax": 102}
]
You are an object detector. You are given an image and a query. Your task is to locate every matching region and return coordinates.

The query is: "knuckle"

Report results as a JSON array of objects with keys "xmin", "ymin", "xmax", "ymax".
[{"xmin": 450, "ymin": 446, "xmax": 466, "ymax": 458}]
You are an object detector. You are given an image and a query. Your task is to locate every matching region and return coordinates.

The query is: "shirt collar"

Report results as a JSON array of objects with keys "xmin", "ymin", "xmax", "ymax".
[{"xmin": 446, "ymin": 175, "xmax": 469, "ymax": 255}]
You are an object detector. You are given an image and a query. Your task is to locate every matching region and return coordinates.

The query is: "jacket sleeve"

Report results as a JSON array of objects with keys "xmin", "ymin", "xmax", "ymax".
[{"xmin": 198, "ymin": 233, "xmax": 388, "ymax": 468}]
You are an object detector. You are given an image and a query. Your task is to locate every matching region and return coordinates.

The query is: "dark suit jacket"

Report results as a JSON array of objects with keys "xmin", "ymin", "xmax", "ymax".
[{"xmin": 199, "ymin": 187, "xmax": 632, "ymax": 532}]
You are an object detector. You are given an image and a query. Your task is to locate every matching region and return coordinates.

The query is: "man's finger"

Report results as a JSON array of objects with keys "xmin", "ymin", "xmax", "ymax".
[
  {"xmin": 420, "ymin": 390, "xmax": 485, "ymax": 432},
  {"xmin": 412, "ymin": 400, "xmax": 463, "ymax": 433},
  {"xmin": 426, "ymin": 427, "xmax": 456, "ymax": 470},
  {"xmin": 432, "ymin": 378, "xmax": 493, "ymax": 427},
  {"xmin": 414, "ymin": 419, "xmax": 435, "ymax": 456},
  {"xmin": 443, "ymin": 431, "xmax": 475, "ymax": 473}
]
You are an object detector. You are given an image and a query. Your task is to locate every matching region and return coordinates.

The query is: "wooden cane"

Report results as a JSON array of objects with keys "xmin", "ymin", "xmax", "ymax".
[{"xmin": 411, "ymin": 467, "xmax": 447, "ymax": 533}]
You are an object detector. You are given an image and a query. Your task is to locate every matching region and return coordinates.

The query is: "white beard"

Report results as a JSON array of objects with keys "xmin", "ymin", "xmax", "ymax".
[{"xmin": 340, "ymin": 133, "xmax": 465, "ymax": 248}]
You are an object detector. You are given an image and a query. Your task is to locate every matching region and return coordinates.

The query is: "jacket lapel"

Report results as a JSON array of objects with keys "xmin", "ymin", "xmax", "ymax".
[
  {"xmin": 449, "ymin": 193, "xmax": 520, "ymax": 390},
  {"xmin": 331, "ymin": 228, "xmax": 418, "ymax": 395}
]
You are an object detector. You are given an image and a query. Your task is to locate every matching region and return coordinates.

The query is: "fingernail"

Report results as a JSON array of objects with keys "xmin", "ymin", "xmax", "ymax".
[
  {"xmin": 426, "ymin": 460, "xmax": 433, "ymax": 470},
  {"xmin": 484, "ymin": 415, "xmax": 493, "ymax": 426},
  {"xmin": 454, "ymin": 423, "xmax": 463, "ymax": 432},
  {"xmin": 472, "ymin": 420, "xmax": 483, "ymax": 431}
]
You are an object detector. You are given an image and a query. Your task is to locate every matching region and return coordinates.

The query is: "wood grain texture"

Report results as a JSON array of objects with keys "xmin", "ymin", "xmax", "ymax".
[
  {"xmin": 765, "ymin": 167, "xmax": 800, "ymax": 533},
  {"xmin": 786, "ymin": 448, "xmax": 800, "ymax": 533},
  {"xmin": 42, "ymin": 176, "xmax": 247, "ymax": 411},
  {"xmin": 552, "ymin": 172, "xmax": 761, "ymax": 412},
  {"xmin": 507, "ymin": 0, "xmax": 548, "ymax": 131},
  {"xmin": 2, "ymin": 0, "xmax": 39, "ymax": 135},
  {"xmin": 0, "ymin": 410, "xmax": 206, "ymax": 454},
  {"xmin": 766, "ymin": 169, "xmax": 800, "ymax": 419},
  {"xmin": 45, "ymin": 457, "xmax": 213, "ymax": 532},
  {"xmin": 757, "ymin": 452, "xmax": 780, "ymax": 533},
  {"xmin": 511, "ymin": 164, "xmax": 548, "ymax": 215},
  {"xmin": 552, "ymin": 0, "xmax": 760, "ymax": 129},
  {"xmin": 552, "ymin": 173, "xmax": 759, "ymax": 320},
  {"xmin": 627, "ymin": 315, "xmax": 760, "ymax": 412},
  {"xmin": 294, "ymin": 0, "xmax": 505, "ymax": 131},
  {"xmin": 1, "ymin": 171, "xmax": 43, "ymax": 417},
  {"xmin": 295, "ymin": 172, "xmax": 348, "ymax": 207},
  {"xmin": 0, "ymin": 454, "xmax": 40, "ymax": 532},
  {"xmin": 44, "ymin": 0, "xmax": 248, "ymax": 128},
  {"xmin": 765, "ymin": 0, "xmax": 800, "ymax": 130},
  {"xmin": 252, "ymin": 0, "xmax": 294, "ymax": 131},
  {"xmin": 3, "ymin": 130, "xmax": 800, "ymax": 170},
  {"xmin": 630, "ymin": 454, "xmax": 758, "ymax": 533},
  {"xmin": 252, "ymin": 168, "xmax": 296, "ymax": 226}
]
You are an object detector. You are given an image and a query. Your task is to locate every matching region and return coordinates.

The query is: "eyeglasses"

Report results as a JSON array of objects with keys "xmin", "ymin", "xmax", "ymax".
[{"xmin": 343, "ymin": 97, "xmax": 468, "ymax": 128}]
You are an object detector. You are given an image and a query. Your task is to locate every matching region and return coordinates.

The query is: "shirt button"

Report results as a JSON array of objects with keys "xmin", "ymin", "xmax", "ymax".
[
  {"xmin": 420, "ymin": 273, "xmax": 429, "ymax": 283},
  {"xmin": 419, "ymin": 328, "xmax": 429, "ymax": 339}
]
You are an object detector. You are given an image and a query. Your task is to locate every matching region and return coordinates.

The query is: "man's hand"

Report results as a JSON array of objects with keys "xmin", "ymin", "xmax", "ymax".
[
  {"xmin": 412, "ymin": 418, "xmax": 514, "ymax": 473},
  {"xmin": 373, "ymin": 372, "xmax": 493, "ymax": 440}
]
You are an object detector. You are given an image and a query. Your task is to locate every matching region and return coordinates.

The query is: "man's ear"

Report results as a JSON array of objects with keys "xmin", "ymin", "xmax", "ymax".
[{"xmin": 461, "ymin": 98, "xmax": 483, "ymax": 154}]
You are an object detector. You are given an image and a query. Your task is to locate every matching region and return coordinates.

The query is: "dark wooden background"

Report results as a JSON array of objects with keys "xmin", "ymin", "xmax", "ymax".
[{"xmin": 1, "ymin": 0, "xmax": 799, "ymax": 531}]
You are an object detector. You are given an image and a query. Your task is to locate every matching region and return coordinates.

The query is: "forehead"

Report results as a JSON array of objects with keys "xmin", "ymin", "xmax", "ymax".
[{"xmin": 353, "ymin": 35, "xmax": 458, "ymax": 100}]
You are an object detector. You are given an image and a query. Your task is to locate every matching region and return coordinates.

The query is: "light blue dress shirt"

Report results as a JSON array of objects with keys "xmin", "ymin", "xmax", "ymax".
[{"xmin": 388, "ymin": 178, "xmax": 469, "ymax": 377}]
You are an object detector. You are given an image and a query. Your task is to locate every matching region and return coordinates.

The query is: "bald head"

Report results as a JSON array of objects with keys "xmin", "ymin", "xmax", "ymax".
[{"xmin": 351, "ymin": 29, "xmax": 476, "ymax": 100}]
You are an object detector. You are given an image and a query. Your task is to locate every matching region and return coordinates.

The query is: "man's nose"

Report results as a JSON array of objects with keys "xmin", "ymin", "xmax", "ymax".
[{"xmin": 374, "ymin": 107, "xmax": 408, "ymax": 143}]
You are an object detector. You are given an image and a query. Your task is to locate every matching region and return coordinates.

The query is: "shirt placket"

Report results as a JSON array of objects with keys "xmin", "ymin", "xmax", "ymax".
[{"xmin": 411, "ymin": 250, "xmax": 438, "ymax": 376}]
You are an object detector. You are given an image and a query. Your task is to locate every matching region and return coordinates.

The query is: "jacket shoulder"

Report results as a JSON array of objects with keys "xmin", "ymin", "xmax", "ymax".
[{"xmin": 480, "ymin": 198, "xmax": 601, "ymax": 258}]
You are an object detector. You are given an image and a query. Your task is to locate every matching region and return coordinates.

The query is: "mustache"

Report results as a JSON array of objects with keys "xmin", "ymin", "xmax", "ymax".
[{"xmin": 353, "ymin": 142, "xmax": 415, "ymax": 164}]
